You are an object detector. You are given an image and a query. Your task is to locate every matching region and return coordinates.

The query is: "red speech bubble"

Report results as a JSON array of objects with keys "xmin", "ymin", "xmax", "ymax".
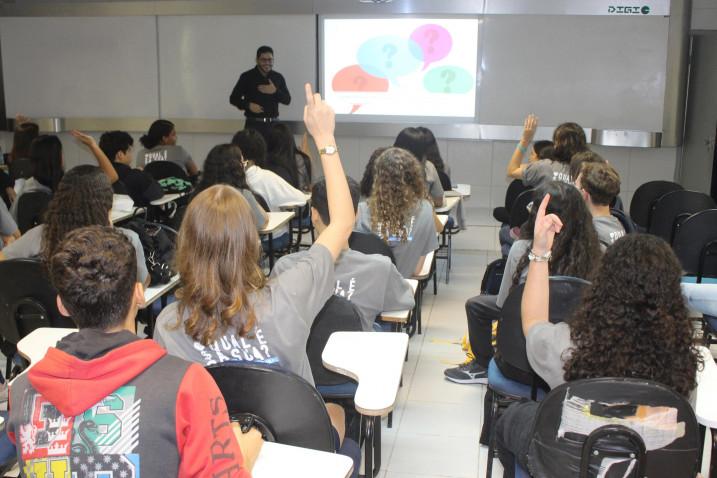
[{"xmin": 332, "ymin": 65, "xmax": 389, "ymax": 113}]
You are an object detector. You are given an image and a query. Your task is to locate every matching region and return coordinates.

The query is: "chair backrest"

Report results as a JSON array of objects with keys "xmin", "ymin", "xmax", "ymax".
[
  {"xmin": 16, "ymin": 191, "xmax": 51, "ymax": 234},
  {"xmin": 348, "ymin": 231, "xmax": 396, "ymax": 265},
  {"xmin": 509, "ymin": 189, "xmax": 534, "ymax": 229},
  {"xmin": 648, "ymin": 190, "xmax": 715, "ymax": 244},
  {"xmin": 529, "ymin": 377, "xmax": 700, "ymax": 478},
  {"xmin": 0, "ymin": 259, "xmax": 75, "ymax": 345},
  {"xmin": 610, "ymin": 208, "xmax": 637, "ymax": 234},
  {"xmin": 205, "ymin": 363, "xmax": 335, "ymax": 452},
  {"xmin": 143, "ymin": 160, "xmax": 189, "ymax": 181},
  {"xmin": 505, "ymin": 179, "xmax": 531, "ymax": 213},
  {"xmin": 672, "ymin": 209, "xmax": 717, "ymax": 278},
  {"xmin": 306, "ymin": 295, "xmax": 363, "ymax": 385},
  {"xmin": 495, "ymin": 276, "xmax": 590, "ymax": 385},
  {"xmin": 481, "ymin": 257, "xmax": 505, "ymax": 295},
  {"xmin": 629, "ymin": 180, "xmax": 683, "ymax": 229}
]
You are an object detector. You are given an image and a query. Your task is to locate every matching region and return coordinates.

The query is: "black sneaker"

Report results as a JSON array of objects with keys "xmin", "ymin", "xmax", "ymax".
[{"xmin": 443, "ymin": 359, "xmax": 488, "ymax": 384}]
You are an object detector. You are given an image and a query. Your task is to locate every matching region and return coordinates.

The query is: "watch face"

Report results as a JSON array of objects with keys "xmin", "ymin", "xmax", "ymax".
[{"xmin": 322, "ymin": 145, "xmax": 337, "ymax": 154}]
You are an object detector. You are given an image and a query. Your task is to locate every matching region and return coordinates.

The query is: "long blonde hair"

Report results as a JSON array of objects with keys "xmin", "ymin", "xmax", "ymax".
[
  {"xmin": 368, "ymin": 147, "xmax": 427, "ymax": 243},
  {"xmin": 175, "ymin": 185, "xmax": 267, "ymax": 345}
]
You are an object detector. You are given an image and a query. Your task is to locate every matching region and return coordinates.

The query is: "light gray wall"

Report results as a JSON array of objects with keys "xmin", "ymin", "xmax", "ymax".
[{"xmin": 692, "ymin": 0, "xmax": 717, "ymax": 31}]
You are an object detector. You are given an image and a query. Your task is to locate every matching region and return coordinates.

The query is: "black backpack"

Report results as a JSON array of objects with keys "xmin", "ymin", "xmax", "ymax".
[{"xmin": 123, "ymin": 218, "xmax": 176, "ymax": 285}]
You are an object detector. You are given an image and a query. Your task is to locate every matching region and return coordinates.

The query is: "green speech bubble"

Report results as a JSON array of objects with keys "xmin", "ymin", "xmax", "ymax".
[{"xmin": 423, "ymin": 66, "xmax": 474, "ymax": 94}]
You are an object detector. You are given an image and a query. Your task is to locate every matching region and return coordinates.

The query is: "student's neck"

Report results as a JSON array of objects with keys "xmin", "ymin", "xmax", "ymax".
[{"xmin": 590, "ymin": 204, "xmax": 611, "ymax": 218}]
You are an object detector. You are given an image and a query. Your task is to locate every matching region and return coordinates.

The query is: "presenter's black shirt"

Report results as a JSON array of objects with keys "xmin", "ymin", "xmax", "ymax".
[{"xmin": 229, "ymin": 66, "xmax": 291, "ymax": 119}]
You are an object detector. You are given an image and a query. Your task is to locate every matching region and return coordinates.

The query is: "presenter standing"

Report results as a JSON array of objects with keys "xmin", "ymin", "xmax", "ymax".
[{"xmin": 230, "ymin": 46, "xmax": 291, "ymax": 140}]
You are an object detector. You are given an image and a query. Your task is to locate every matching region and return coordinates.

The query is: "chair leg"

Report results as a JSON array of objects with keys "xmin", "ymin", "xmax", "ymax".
[
  {"xmin": 388, "ymin": 411, "xmax": 393, "ymax": 428},
  {"xmin": 373, "ymin": 416, "xmax": 381, "ymax": 475},
  {"xmin": 363, "ymin": 414, "xmax": 374, "ymax": 478},
  {"xmin": 417, "ymin": 283, "xmax": 423, "ymax": 335},
  {"xmin": 486, "ymin": 389, "xmax": 500, "ymax": 478},
  {"xmin": 711, "ymin": 428, "xmax": 717, "ymax": 478}
]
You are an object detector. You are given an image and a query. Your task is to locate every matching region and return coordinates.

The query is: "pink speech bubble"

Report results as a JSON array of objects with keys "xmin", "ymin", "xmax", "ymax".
[
  {"xmin": 410, "ymin": 24, "xmax": 452, "ymax": 70},
  {"xmin": 332, "ymin": 65, "xmax": 389, "ymax": 113}
]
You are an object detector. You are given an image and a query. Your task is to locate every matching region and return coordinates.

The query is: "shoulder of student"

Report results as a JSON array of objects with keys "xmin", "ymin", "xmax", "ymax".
[{"xmin": 1, "ymin": 224, "xmax": 44, "ymax": 259}]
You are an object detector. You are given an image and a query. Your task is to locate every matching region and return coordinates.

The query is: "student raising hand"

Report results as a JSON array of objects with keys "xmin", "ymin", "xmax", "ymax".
[
  {"xmin": 71, "ymin": 130, "xmax": 119, "ymax": 184},
  {"xmin": 532, "ymin": 193, "xmax": 563, "ymax": 256},
  {"xmin": 303, "ymin": 83, "xmax": 335, "ymax": 144}
]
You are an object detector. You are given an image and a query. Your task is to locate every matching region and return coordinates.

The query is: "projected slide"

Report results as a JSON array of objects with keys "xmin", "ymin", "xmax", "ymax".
[{"xmin": 323, "ymin": 18, "xmax": 479, "ymax": 118}]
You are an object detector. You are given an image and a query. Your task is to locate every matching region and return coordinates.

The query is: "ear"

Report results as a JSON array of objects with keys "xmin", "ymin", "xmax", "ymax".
[
  {"xmin": 133, "ymin": 282, "xmax": 146, "ymax": 310},
  {"xmin": 56, "ymin": 295, "xmax": 71, "ymax": 317}
]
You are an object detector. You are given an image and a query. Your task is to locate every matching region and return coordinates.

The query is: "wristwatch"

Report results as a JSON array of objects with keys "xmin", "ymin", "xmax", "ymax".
[
  {"xmin": 319, "ymin": 145, "xmax": 338, "ymax": 156},
  {"xmin": 528, "ymin": 249, "xmax": 552, "ymax": 262}
]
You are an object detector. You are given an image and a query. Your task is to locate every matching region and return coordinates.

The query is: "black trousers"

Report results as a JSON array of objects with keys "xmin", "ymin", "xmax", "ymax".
[
  {"xmin": 465, "ymin": 294, "xmax": 501, "ymax": 368},
  {"xmin": 495, "ymin": 400, "xmax": 539, "ymax": 478},
  {"xmin": 244, "ymin": 118, "xmax": 275, "ymax": 143}
]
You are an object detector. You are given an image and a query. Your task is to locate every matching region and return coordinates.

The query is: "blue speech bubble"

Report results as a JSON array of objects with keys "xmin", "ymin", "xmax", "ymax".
[{"xmin": 357, "ymin": 36, "xmax": 423, "ymax": 80}]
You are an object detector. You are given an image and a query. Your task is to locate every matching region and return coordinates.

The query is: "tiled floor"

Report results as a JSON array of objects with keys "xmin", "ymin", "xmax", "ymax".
[{"xmin": 368, "ymin": 246, "xmax": 505, "ymax": 478}]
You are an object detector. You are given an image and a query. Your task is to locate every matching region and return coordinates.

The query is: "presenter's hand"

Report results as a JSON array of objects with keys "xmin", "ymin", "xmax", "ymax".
[
  {"xmin": 257, "ymin": 80, "xmax": 277, "ymax": 95},
  {"xmin": 303, "ymin": 83, "xmax": 335, "ymax": 144},
  {"xmin": 248, "ymin": 102, "xmax": 264, "ymax": 114},
  {"xmin": 521, "ymin": 114, "xmax": 539, "ymax": 144}
]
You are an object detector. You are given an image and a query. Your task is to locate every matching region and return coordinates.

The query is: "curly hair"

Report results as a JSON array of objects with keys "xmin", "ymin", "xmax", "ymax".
[
  {"xmin": 368, "ymin": 147, "xmax": 427, "ymax": 243},
  {"xmin": 175, "ymin": 185, "xmax": 267, "ymax": 345},
  {"xmin": 194, "ymin": 144, "xmax": 249, "ymax": 196},
  {"xmin": 41, "ymin": 165, "xmax": 113, "ymax": 263},
  {"xmin": 514, "ymin": 181, "xmax": 601, "ymax": 283},
  {"xmin": 563, "ymin": 234, "xmax": 701, "ymax": 398},
  {"xmin": 360, "ymin": 147, "xmax": 387, "ymax": 198}
]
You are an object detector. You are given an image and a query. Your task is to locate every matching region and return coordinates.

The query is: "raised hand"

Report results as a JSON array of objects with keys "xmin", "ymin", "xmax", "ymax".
[
  {"xmin": 15, "ymin": 114, "xmax": 31, "ymax": 125},
  {"xmin": 532, "ymin": 193, "xmax": 562, "ymax": 256},
  {"xmin": 248, "ymin": 102, "xmax": 264, "ymax": 114},
  {"xmin": 257, "ymin": 79, "xmax": 277, "ymax": 95},
  {"xmin": 70, "ymin": 130, "xmax": 97, "ymax": 148},
  {"xmin": 303, "ymin": 83, "xmax": 335, "ymax": 144},
  {"xmin": 521, "ymin": 114, "xmax": 539, "ymax": 144}
]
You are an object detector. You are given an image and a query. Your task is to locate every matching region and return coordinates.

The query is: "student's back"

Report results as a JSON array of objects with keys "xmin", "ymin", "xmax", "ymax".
[{"xmin": 136, "ymin": 119, "xmax": 197, "ymax": 176}]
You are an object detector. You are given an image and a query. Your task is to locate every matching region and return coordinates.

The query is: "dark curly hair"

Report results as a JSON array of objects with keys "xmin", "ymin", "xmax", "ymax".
[
  {"xmin": 194, "ymin": 144, "xmax": 249, "ymax": 196},
  {"xmin": 514, "ymin": 181, "xmax": 601, "ymax": 283},
  {"xmin": 563, "ymin": 234, "xmax": 701, "ymax": 398},
  {"xmin": 41, "ymin": 165, "xmax": 113, "ymax": 263},
  {"xmin": 360, "ymin": 147, "xmax": 388, "ymax": 198}
]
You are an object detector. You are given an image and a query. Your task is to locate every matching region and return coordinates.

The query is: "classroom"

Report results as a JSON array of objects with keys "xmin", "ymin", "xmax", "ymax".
[{"xmin": 0, "ymin": 0, "xmax": 716, "ymax": 477}]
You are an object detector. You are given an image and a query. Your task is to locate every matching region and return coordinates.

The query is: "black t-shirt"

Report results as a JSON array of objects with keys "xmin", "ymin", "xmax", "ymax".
[
  {"xmin": 229, "ymin": 66, "xmax": 291, "ymax": 119},
  {"xmin": 112, "ymin": 162, "xmax": 163, "ymax": 207}
]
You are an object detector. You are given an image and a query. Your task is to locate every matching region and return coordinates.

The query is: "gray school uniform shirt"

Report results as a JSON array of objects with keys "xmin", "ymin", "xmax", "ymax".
[
  {"xmin": 593, "ymin": 215, "xmax": 625, "ymax": 250},
  {"xmin": 239, "ymin": 189, "xmax": 266, "ymax": 229},
  {"xmin": 136, "ymin": 144, "xmax": 193, "ymax": 172},
  {"xmin": 526, "ymin": 322, "xmax": 573, "ymax": 389},
  {"xmin": 0, "ymin": 200, "xmax": 18, "ymax": 238},
  {"xmin": 424, "ymin": 161, "xmax": 444, "ymax": 203},
  {"xmin": 354, "ymin": 199, "xmax": 439, "ymax": 278},
  {"xmin": 496, "ymin": 239, "xmax": 531, "ymax": 308},
  {"xmin": 1, "ymin": 224, "xmax": 148, "ymax": 283},
  {"xmin": 272, "ymin": 248, "xmax": 415, "ymax": 331},
  {"xmin": 523, "ymin": 159, "xmax": 572, "ymax": 188},
  {"xmin": 153, "ymin": 243, "xmax": 334, "ymax": 386}
]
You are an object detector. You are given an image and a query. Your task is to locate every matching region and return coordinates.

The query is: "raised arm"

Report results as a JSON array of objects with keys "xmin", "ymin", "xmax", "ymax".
[
  {"xmin": 521, "ymin": 193, "xmax": 562, "ymax": 336},
  {"xmin": 304, "ymin": 83, "xmax": 354, "ymax": 260},
  {"xmin": 71, "ymin": 130, "xmax": 119, "ymax": 184},
  {"xmin": 507, "ymin": 114, "xmax": 538, "ymax": 180}
]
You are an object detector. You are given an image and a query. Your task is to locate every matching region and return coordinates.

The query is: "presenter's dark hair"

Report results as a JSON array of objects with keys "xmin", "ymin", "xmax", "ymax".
[
  {"xmin": 140, "ymin": 119, "xmax": 174, "ymax": 149},
  {"xmin": 50, "ymin": 225, "xmax": 137, "ymax": 330},
  {"xmin": 99, "ymin": 131, "xmax": 134, "ymax": 162},
  {"xmin": 195, "ymin": 144, "xmax": 250, "ymax": 195},
  {"xmin": 11, "ymin": 122, "xmax": 40, "ymax": 162},
  {"xmin": 30, "ymin": 135, "xmax": 64, "ymax": 192},
  {"xmin": 233, "ymin": 129, "xmax": 267, "ymax": 168},
  {"xmin": 312, "ymin": 176, "xmax": 360, "ymax": 225},
  {"xmin": 256, "ymin": 46, "xmax": 274, "ymax": 58},
  {"xmin": 394, "ymin": 127, "xmax": 431, "ymax": 164}
]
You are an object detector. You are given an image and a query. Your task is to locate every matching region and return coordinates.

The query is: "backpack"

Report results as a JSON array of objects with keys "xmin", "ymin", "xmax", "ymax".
[
  {"xmin": 480, "ymin": 258, "xmax": 505, "ymax": 295},
  {"xmin": 124, "ymin": 218, "xmax": 176, "ymax": 285},
  {"xmin": 158, "ymin": 177, "xmax": 193, "ymax": 194}
]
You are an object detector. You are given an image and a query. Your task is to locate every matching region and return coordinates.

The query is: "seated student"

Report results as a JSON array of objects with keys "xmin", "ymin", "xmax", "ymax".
[
  {"xmin": 99, "ymin": 130, "xmax": 164, "ymax": 206},
  {"xmin": 495, "ymin": 196, "xmax": 701, "ymax": 477},
  {"xmin": 4, "ymin": 117, "xmax": 39, "ymax": 202},
  {"xmin": 10, "ymin": 131, "xmax": 118, "ymax": 220},
  {"xmin": 576, "ymin": 161, "xmax": 625, "ymax": 249},
  {"xmin": 6, "ymin": 225, "xmax": 262, "ymax": 476},
  {"xmin": 507, "ymin": 114, "xmax": 587, "ymax": 187},
  {"xmin": 394, "ymin": 127, "xmax": 445, "ymax": 207},
  {"xmin": 0, "ymin": 200, "xmax": 19, "ymax": 248},
  {"xmin": 444, "ymin": 181, "xmax": 600, "ymax": 383},
  {"xmin": 193, "ymin": 143, "xmax": 268, "ymax": 229},
  {"xmin": 354, "ymin": 147, "xmax": 439, "ymax": 278},
  {"xmin": 154, "ymin": 84, "xmax": 359, "ymax": 469},
  {"xmin": 273, "ymin": 177, "xmax": 414, "ymax": 332},
  {"xmin": 359, "ymin": 147, "xmax": 387, "ymax": 201},
  {"xmin": 266, "ymin": 122, "xmax": 312, "ymax": 192},
  {"xmin": 0, "ymin": 165, "xmax": 149, "ymax": 285},
  {"xmin": 232, "ymin": 128, "xmax": 306, "ymax": 249},
  {"xmin": 136, "ymin": 119, "xmax": 199, "ymax": 177}
]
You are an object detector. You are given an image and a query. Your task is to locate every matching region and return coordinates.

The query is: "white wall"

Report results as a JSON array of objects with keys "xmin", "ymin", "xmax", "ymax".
[{"xmin": 692, "ymin": 0, "xmax": 717, "ymax": 31}]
